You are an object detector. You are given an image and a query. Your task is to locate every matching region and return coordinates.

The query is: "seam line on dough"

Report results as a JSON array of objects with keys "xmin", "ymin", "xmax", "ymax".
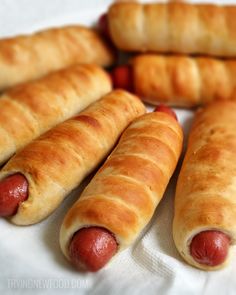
[
  {"xmin": 69, "ymin": 117, "xmax": 111, "ymax": 150},
  {"xmin": 77, "ymin": 194, "xmax": 141, "ymax": 230},
  {"xmin": 130, "ymin": 118, "xmax": 181, "ymax": 138},
  {"xmin": 100, "ymin": 154, "xmax": 169, "ymax": 192},
  {"xmin": 83, "ymin": 173, "xmax": 157, "ymax": 206},
  {"xmin": 4, "ymin": 96, "xmax": 41, "ymax": 133},
  {"xmin": 112, "ymin": 152, "xmax": 171, "ymax": 179},
  {"xmin": 121, "ymin": 134, "xmax": 178, "ymax": 161}
]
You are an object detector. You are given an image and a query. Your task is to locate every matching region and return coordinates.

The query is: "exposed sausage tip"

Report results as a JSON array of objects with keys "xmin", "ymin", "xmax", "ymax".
[
  {"xmin": 98, "ymin": 13, "xmax": 110, "ymax": 40},
  {"xmin": 0, "ymin": 173, "xmax": 28, "ymax": 217},
  {"xmin": 154, "ymin": 104, "xmax": 178, "ymax": 121},
  {"xmin": 190, "ymin": 230, "xmax": 230, "ymax": 267},
  {"xmin": 69, "ymin": 227, "xmax": 118, "ymax": 272},
  {"xmin": 110, "ymin": 65, "xmax": 134, "ymax": 92}
]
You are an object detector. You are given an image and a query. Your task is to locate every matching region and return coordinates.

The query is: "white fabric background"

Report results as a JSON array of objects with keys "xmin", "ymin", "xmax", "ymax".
[{"xmin": 0, "ymin": 0, "xmax": 236, "ymax": 294}]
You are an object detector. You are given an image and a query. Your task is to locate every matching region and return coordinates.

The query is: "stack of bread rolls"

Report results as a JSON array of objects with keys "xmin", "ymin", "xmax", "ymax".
[
  {"xmin": 97, "ymin": 1, "xmax": 236, "ymax": 271},
  {"xmin": 105, "ymin": 2, "xmax": 236, "ymax": 107},
  {"xmin": 0, "ymin": 0, "xmax": 236, "ymax": 274}
]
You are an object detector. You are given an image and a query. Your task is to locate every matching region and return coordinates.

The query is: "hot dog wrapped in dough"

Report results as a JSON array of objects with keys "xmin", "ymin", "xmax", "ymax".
[
  {"xmin": 104, "ymin": 2, "xmax": 236, "ymax": 57},
  {"xmin": 111, "ymin": 54, "xmax": 236, "ymax": 108},
  {"xmin": 173, "ymin": 101, "xmax": 236, "ymax": 270},
  {"xmin": 60, "ymin": 106, "xmax": 183, "ymax": 272},
  {"xmin": 0, "ymin": 25, "xmax": 115, "ymax": 91},
  {"xmin": 0, "ymin": 90, "xmax": 145, "ymax": 225},
  {"xmin": 0, "ymin": 64, "xmax": 111, "ymax": 165}
]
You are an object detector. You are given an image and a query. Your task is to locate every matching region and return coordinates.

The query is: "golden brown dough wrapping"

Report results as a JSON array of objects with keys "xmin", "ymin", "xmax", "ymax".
[
  {"xmin": 0, "ymin": 64, "xmax": 111, "ymax": 165},
  {"xmin": 108, "ymin": 2, "xmax": 236, "ymax": 57},
  {"xmin": 173, "ymin": 100, "xmax": 236, "ymax": 270},
  {"xmin": 0, "ymin": 25, "xmax": 115, "ymax": 91},
  {"xmin": 0, "ymin": 90, "xmax": 145, "ymax": 225},
  {"xmin": 131, "ymin": 54, "xmax": 236, "ymax": 107},
  {"xmin": 60, "ymin": 111, "xmax": 183, "ymax": 261}
]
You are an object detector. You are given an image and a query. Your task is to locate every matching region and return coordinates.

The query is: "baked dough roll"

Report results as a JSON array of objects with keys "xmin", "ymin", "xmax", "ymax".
[
  {"xmin": 173, "ymin": 100, "xmax": 236, "ymax": 270},
  {"xmin": 0, "ymin": 25, "xmax": 115, "ymax": 91},
  {"xmin": 111, "ymin": 54, "xmax": 236, "ymax": 107},
  {"xmin": 106, "ymin": 2, "xmax": 236, "ymax": 57},
  {"xmin": 0, "ymin": 90, "xmax": 145, "ymax": 225},
  {"xmin": 60, "ymin": 106, "xmax": 183, "ymax": 271},
  {"xmin": 0, "ymin": 64, "xmax": 111, "ymax": 165}
]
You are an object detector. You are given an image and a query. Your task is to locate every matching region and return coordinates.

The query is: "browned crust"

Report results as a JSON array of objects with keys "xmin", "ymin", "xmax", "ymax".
[
  {"xmin": 0, "ymin": 90, "xmax": 145, "ymax": 225},
  {"xmin": 173, "ymin": 100, "xmax": 236, "ymax": 270},
  {"xmin": 60, "ymin": 111, "xmax": 183, "ymax": 260},
  {"xmin": 0, "ymin": 64, "xmax": 112, "ymax": 164},
  {"xmin": 131, "ymin": 54, "xmax": 236, "ymax": 107},
  {"xmin": 0, "ymin": 25, "xmax": 115, "ymax": 90},
  {"xmin": 108, "ymin": 2, "xmax": 236, "ymax": 57}
]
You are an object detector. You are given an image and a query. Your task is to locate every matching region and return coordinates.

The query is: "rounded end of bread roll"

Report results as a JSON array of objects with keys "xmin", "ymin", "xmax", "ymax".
[
  {"xmin": 107, "ymin": 1, "xmax": 144, "ymax": 52},
  {"xmin": 173, "ymin": 226, "xmax": 233, "ymax": 271}
]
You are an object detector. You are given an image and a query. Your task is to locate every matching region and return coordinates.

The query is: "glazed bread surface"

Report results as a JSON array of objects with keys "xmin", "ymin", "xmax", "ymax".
[
  {"xmin": 131, "ymin": 54, "xmax": 236, "ymax": 107},
  {"xmin": 0, "ymin": 64, "xmax": 111, "ymax": 165},
  {"xmin": 108, "ymin": 2, "xmax": 236, "ymax": 57},
  {"xmin": 0, "ymin": 25, "xmax": 115, "ymax": 90},
  {"xmin": 60, "ymin": 111, "xmax": 183, "ymax": 260},
  {"xmin": 0, "ymin": 90, "xmax": 145, "ymax": 225},
  {"xmin": 173, "ymin": 100, "xmax": 236, "ymax": 270}
]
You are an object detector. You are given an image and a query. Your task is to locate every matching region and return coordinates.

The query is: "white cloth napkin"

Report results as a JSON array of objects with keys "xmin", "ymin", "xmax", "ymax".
[{"xmin": 0, "ymin": 0, "xmax": 236, "ymax": 294}]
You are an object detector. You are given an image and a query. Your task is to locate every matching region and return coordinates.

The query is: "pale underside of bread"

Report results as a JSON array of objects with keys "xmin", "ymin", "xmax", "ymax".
[
  {"xmin": 60, "ymin": 111, "xmax": 183, "ymax": 261},
  {"xmin": 108, "ymin": 2, "xmax": 236, "ymax": 57},
  {"xmin": 173, "ymin": 100, "xmax": 236, "ymax": 270},
  {"xmin": 0, "ymin": 64, "xmax": 111, "ymax": 165},
  {"xmin": 0, "ymin": 25, "xmax": 115, "ymax": 90},
  {"xmin": 131, "ymin": 54, "xmax": 236, "ymax": 107},
  {"xmin": 0, "ymin": 90, "xmax": 145, "ymax": 225}
]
